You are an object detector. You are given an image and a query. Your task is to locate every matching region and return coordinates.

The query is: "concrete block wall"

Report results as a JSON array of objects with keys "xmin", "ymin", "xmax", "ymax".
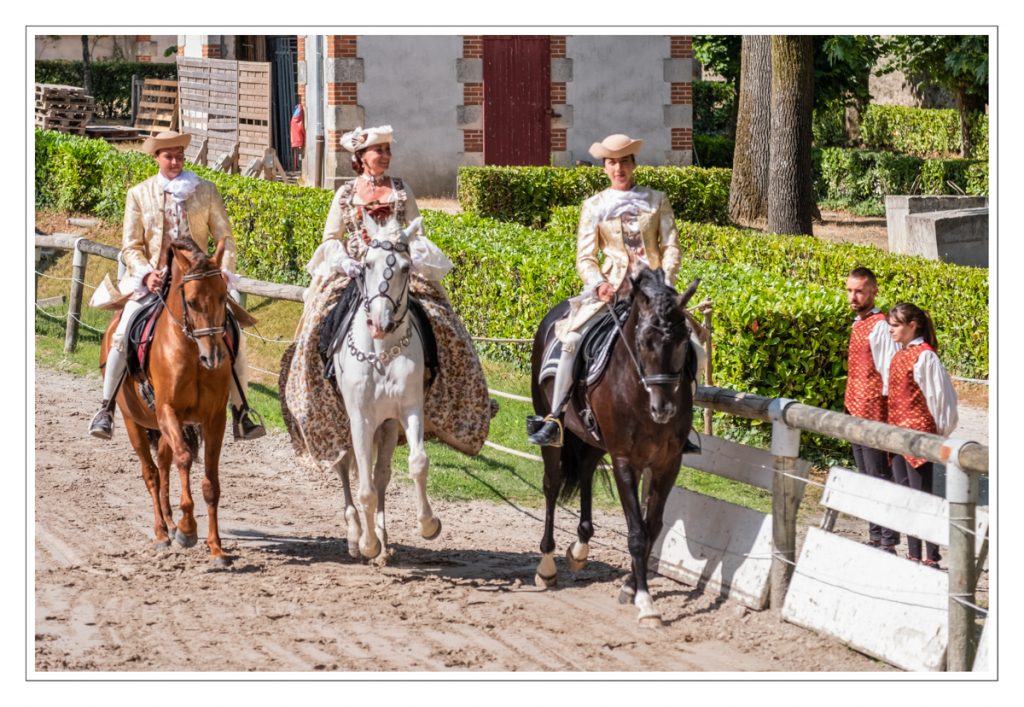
[{"xmin": 885, "ymin": 195, "xmax": 990, "ymax": 267}]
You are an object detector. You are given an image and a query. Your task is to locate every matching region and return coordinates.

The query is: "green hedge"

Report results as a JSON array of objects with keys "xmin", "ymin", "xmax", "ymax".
[
  {"xmin": 693, "ymin": 80, "xmax": 736, "ymax": 137},
  {"xmin": 813, "ymin": 147, "xmax": 988, "ymax": 215},
  {"xmin": 693, "ymin": 134, "xmax": 734, "ymax": 168},
  {"xmin": 35, "ymin": 60, "xmax": 178, "ymax": 119},
  {"xmin": 859, "ymin": 105, "xmax": 989, "ymax": 161},
  {"xmin": 457, "ymin": 165, "xmax": 732, "ymax": 228}
]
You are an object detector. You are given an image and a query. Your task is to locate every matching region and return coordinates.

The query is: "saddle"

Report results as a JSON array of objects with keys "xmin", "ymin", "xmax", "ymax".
[
  {"xmin": 539, "ymin": 298, "xmax": 630, "ymax": 391},
  {"xmin": 318, "ymin": 278, "xmax": 439, "ymax": 389}
]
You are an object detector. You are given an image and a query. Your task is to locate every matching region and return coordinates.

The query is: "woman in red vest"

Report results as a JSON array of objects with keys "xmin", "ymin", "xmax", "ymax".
[{"xmin": 887, "ymin": 303, "xmax": 959, "ymax": 568}]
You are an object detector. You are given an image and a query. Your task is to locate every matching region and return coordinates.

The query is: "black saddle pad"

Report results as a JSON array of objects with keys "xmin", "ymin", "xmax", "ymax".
[
  {"xmin": 319, "ymin": 278, "xmax": 439, "ymax": 386},
  {"xmin": 540, "ymin": 297, "xmax": 631, "ymax": 390}
]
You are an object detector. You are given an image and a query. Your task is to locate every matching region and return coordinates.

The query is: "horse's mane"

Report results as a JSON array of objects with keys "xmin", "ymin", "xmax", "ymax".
[
  {"xmin": 634, "ymin": 268, "xmax": 688, "ymax": 335},
  {"xmin": 170, "ymin": 237, "xmax": 216, "ymax": 276}
]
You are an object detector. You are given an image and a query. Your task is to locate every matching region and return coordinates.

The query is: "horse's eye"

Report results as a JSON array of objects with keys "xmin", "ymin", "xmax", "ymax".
[
  {"xmin": 401, "ymin": 264, "xmax": 410, "ymax": 273},
  {"xmin": 188, "ymin": 299, "xmax": 199, "ymax": 309}
]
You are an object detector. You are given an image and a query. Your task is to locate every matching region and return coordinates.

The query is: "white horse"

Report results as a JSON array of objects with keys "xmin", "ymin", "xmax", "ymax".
[{"xmin": 335, "ymin": 215, "xmax": 441, "ymax": 560}]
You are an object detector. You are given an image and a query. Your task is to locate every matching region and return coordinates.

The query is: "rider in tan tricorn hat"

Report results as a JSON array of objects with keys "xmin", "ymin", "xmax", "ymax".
[
  {"xmin": 588, "ymin": 133, "xmax": 644, "ymax": 160},
  {"xmin": 142, "ymin": 130, "xmax": 191, "ymax": 155}
]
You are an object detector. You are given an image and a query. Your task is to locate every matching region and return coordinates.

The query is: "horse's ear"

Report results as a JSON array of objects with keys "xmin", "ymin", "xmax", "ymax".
[
  {"xmin": 210, "ymin": 238, "xmax": 228, "ymax": 269},
  {"xmin": 400, "ymin": 216, "xmax": 423, "ymax": 243},
  {"xmin": 171, "ymin": 239, "xmax": 193, "ymax": 273},
  {"xmin": 676, "ymin": 278, "xmax": 701, "ymax": 309}
]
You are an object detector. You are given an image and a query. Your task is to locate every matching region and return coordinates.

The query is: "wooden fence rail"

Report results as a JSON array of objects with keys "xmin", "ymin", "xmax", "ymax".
[{"xmin": 34, "ymin": 232, "xmax": 990, "ymax": 670}]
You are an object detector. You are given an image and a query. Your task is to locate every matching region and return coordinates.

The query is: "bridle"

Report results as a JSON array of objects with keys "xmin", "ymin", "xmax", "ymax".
[
  {"xmin": 158, "ymin": 267, "xmax": 226, "ymax": 342},
  {"xmin": 360, "ymin": 236, "xmax": 411, "ymax": 329},
  {"xmin": 605, "ymin": 300, "xmax": 688, "ymax": 395}
]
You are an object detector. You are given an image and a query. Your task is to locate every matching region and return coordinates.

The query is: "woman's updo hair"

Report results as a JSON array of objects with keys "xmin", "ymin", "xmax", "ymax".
[
  {"xmin": 351, "ymin": 149, "xmax": 366, "ymax": 175},
  {"xmin": 889, "ymin": 302, "xmax": 939, "ymax": 350}
]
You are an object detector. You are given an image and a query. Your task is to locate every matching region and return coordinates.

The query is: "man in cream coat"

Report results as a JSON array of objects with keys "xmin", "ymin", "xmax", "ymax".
[
  {"xmin": 527, "ymin": 133, "xmax": 703, "ymax": 448},
  {"xmin": 88, "ymin": 131, "xmax": 265, "ymax": 441}
]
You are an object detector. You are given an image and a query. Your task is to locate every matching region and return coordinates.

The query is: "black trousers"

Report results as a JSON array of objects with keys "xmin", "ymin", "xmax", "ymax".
[
  {"xmin": 891, "ymin": 456, "xmax": 942, "ymax": 562},
  {"xmin": 852, "ymin": 443, "xmax": 900, "ymax": 547}
]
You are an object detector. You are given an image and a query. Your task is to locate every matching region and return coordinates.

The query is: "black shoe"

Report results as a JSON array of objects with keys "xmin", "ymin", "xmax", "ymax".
[
  {"xmin": 89, "ymin": 402, "xmax": 114, "ymax": 440},
  {"xmin": 683, "ymin": 439, "xmax": 701, "ymax": 455},
  {"xmin": 527, "ymin": 416, "xmax": 563, "ymax": 447},
  {"xmin": 232, "ymin": 406, "xmax": 266, "ymax": 441}
]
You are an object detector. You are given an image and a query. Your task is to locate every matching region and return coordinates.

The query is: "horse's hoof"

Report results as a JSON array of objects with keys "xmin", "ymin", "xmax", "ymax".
[
  {"xmin": 535, "ymin": 572, "xmax": 557, "ymax": 589},
  {"xmin": 618, "ymin": 586, "xmax": 636, "ymax": 605},
  {"xmin": 422, "ymin": 517, "xmax": 442, "ymax": 541},
  {"xmin": 565, "ymin": 544, "xmax": 588, "ymax": 573},
  {"xmin": 346, "ymin": 541, "xmax": 361, "ymax": 559},
  {"xmin": 211, "ymin": 555, "xmax": 232, "ymax": 568},
  {"xmin": 174, "ymin": 530, "xmax": 198, "ymax": 548},
  {"xmin": 153, "ymin": 539, "xmax": 172, "ymax": 552},
  {"xmin": 638, "ymin": 614, "xmax": 664, "ymax": 628},
  {"xmin": 360, "ymin": 540, "xmax": 382, "ymax": 560}
]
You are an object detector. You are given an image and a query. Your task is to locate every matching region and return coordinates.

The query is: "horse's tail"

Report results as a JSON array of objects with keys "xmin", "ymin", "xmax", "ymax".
[
  {"xmin": 144, "ymin": 426, "xmax": 201, "ymax": 457},
  {"xmin": 556, "ymin": 436, "xmax": 612, "ymax": 504}
]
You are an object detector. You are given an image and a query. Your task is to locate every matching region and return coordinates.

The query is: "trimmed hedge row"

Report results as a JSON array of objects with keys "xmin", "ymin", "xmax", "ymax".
[
  {"xmin": 814, "ymin": 147, "xmax": 988, "ymax": 215},
  {"xmin": 693, "ymin": 134, "xmax": 735, "ymax": 169},
  {"xmin": 457, "ymin": 165, "xmax": 732, "ymax": 228},
  {"xmin": 548, "ymin": 206, "xmax": 988, "ymax": 379},
  {"xmin": 35, "ymin": 59, "xmax": 179, "ymax": 119}
]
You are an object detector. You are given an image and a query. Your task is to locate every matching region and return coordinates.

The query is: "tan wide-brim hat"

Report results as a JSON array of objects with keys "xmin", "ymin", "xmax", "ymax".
[
  {"xmin": 340, "ymin": 125, "xmax": 394, "ymax": 153},
  {"xmin": 142, "ymin": 130, "xmax": 191, "ymax": 156},
  {"xmin": 589, "ymin": 133, "xmax": 643, "ymax": 160}
]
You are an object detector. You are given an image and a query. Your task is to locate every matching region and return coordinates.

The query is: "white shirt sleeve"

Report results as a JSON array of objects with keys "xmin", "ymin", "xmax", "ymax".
[
  {"xmin": 402, "ymin": 181, "xmax": 421, "ymax": 224},
  {"xmin": 913, "ymin": 350, "xmax": 959, "ymax": 436},
  {"xmin": 869, "ymin": 318, "xmax": 899, "ymax": 395}
]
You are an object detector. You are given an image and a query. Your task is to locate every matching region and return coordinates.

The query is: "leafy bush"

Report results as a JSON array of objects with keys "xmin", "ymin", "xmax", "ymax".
[
  {"xmin": 693, "ymin": 134, "xmax": 734, "ymax": 168},
  {"xmin": 859, "ymin": 105, "xmax": 989, "ymax": 160},
  {"xmin": 693, "ymin": 80, "xmax": 735, "ymax": 136},
  {"xmin": 458, "ymin": 165, "xmax": 731, "ymax": 228},
  {"xmin": 35, "ymin": 59, "xmax": 178, "ymax": 119}
]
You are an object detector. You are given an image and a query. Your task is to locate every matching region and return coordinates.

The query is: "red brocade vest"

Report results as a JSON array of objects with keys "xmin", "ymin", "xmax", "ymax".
[
  {"xmin": 888, "ymin": 343, "xmax": 937, "ymax": 468},
  {"xmin": 845, "ymin": 312, "xmax": 887, "ymax": 421}
]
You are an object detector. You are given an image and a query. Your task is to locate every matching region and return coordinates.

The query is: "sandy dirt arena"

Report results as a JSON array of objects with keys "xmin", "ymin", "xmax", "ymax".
[{"xmin": 33, "ymin": 366, "xmax": 910, "ymax": 674}]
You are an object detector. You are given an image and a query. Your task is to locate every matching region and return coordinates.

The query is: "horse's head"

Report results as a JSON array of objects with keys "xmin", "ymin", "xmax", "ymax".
[
  {"xmin": 629, "ymin": 268, "xmax": 700, "ymax": 424},
  {"xmin": 171, "ymin": 238, "xmax": 230, "ymax": 370},
  {"xmin": 361, "ymin": 216, "xmax": 420, "ymax": 339}
]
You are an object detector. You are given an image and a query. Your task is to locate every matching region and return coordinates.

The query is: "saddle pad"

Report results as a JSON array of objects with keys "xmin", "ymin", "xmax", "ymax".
[
  {"xmin": 126, "ymin": 294, "xmax": 163, "ymax": 378},
  {"xmin": 539, "ymin": 298, "xmax": 630, "ymax": 389}
]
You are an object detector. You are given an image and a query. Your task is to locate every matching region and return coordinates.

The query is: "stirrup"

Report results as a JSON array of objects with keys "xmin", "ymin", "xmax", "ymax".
[
  {"xmin": 527, "ymin": 415, "xmax": 564, "ymax": 448},
  {"xmin": 683, "ymin": 430, "xmax": 701, "ymax": 455},
  {"xmin": 232, "ymin": 406, "xmax": 266, "ymax": 441}
]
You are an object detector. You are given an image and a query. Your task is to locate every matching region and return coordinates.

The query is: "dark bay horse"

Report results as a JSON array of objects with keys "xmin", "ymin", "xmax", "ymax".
[
  {"xmin": 530, "ymin": 267, "xmax": 700, "ymax": 626},
  {"xmin": 100, "ymin": 238, "xmax": 233, "ymax": 566}
]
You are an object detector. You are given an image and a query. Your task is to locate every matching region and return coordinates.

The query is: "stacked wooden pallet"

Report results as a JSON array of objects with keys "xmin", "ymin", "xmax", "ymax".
[
  {"xmin": 35, "ymin": 84, "xmax": 95, "ymax": 135},
  {"xmin": 134, "ymin": 78, "xmax": 179, "ymax": 135}
]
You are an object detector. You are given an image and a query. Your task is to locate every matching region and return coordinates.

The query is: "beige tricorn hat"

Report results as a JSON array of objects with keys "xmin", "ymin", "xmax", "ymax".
[
  {"xmin": 142, "ymin": 130, "xmax": 191, "ymax": 156},
  {"xmin": 589, "ymin": 133, "xmax": 643, "ymax": 160},
  {"xmin": 340, "ymin": 125, "xmax": 394, "ymax": 153}
]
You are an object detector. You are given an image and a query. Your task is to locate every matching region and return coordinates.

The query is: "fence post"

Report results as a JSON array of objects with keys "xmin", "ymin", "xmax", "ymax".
[
  {"xmin": 702, "ymin": 305, "xmax": 713, "ymax": 435},
  {"xmin": 943, "ymin": 438, "xmax": 979, "ymax": 671},
  {"xmin": 769, "ymin": 397, "xmax": 802, "ymax": 609},
  {"xmin": 64, "ymin": 238, "xmax": 87, "ymax": 353}
]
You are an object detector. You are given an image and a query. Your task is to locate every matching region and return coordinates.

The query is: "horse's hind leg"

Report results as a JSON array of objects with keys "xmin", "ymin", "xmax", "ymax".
[
  {"xmin": 401, "ymin": 410, "xmax": 439, "ymax": 541},
  {"xmin": 332, "ymin": 453, "xmax": 361, "ymax": 559},
  {"xmin": 157, "ymin": 411, "xmax": 198, "ymax": 549},
  {"xmin": 566, "ymin": 445, "xmax": 605, "ymax": 573},
  {"xmin": 373, "ymin": 421, "xmax": 399, "ymax": 549},
  {"xmin": 535, "ymin": 444, "xmax": 563, "ymax": 588},
  {"xmin": 123, "ymin": 417, "xmax": 171, "ymax": 549},
  {"xmin": 201, "ymin": 411, "xmax": 229, "ymax": 566}
]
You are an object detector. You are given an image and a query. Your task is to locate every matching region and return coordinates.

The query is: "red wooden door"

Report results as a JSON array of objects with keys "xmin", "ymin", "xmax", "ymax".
[{"xmin": 482, "ymin": 36, "xmax": 551, "ymax": 165}]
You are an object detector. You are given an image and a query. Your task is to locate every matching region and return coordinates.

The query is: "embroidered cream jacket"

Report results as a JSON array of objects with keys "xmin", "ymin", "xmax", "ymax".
[{"xmin": 118, "ymin": 175, "xmax": 237, "ymax": 294}]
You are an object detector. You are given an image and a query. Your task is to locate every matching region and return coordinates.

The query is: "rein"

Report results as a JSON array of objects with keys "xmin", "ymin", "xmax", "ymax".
[
  {"xmin": 157, "ymin": 267, "xmax": 226, "ymax": 342},
  {"xmin": 605, "ymin": 301, "xmax": 686, "ymax": 395}
]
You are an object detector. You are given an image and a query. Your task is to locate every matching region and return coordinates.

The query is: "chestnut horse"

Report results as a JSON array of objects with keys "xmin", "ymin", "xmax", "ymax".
[
  {"xmin": 100, "ymin": 238, "xmax": 233, "ymax": 566},
  {"xmin": 530, "ymin": 268, "xmax": 700, "ymax": 626}
]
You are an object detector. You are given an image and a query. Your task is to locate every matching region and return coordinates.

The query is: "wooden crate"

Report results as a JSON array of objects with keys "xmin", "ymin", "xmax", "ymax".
[
  {"xmin": 134, "ymin": 78, "xmax": 179, "ymax": 135},
  {"xmin": 35, "ymin": 84, "xmax": 94, "ymax": 135}
]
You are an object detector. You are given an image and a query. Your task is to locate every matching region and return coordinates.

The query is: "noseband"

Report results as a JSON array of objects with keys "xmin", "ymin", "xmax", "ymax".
[{"xmin": 360, "ymin": 237, "xmax": 411, "ymax": 327}]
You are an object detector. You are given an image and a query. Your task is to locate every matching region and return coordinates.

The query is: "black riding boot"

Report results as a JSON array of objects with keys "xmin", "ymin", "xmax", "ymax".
[
  {"xmin": 89, "ymin": 400, "xmax": 114, "ymax": 440},
  {"xmin": 526, "ymin": 414, "xmax": 564, "ymax": 447},
  {"xmin": 232, "ymin": 405, "xmax": 266, "ymax": 441}
]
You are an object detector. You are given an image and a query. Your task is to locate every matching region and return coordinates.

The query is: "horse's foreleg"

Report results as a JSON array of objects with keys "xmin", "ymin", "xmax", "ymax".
[
  {"xmin": 566, "ymin": 446, "xmax": 604, "ymax": 573},
  {"xmin": 535, "ymin": 445, "xmax": 563, "ymax": 588},
  {"xmin": 332, "ymin": 454, "xmax": 361, "ymax": 559},
  {"xmin": 348, "ymin": 415, "xmax": 381, "ymax": 560},
  {"xmin": 201, "ymin": 410, "xmax": 229, "ymax": 566},
  {"xmin": 157, "ymin": 405, "xmax": 197, "ymax": 549},
  {"xmin": 373, "ymin": 421, "xmax": 399, "ymax": 548},
  {"xmin": 611, "ymin": 459, "xmax": 661, "ymax": 627},
  {"xmin": 400, "ymin": 409, "xmax": 438, "ymax": 541},
  {"xmin": 123, "ymin": 417, "xmax": 170, "ymax": 548}
]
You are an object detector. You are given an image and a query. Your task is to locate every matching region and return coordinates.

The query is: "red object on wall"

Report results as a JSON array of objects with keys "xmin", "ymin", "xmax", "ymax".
[
  {"xmin": 483, "ymin": 36, "xmax": 551, "ymax": 166},
  {"xmin": 290, "ymin": 104, "xmax": 306, "ymax": 149}
]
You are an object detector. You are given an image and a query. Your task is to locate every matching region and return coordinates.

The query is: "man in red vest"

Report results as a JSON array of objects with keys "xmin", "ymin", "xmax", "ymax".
[{"xmin": 844, "ymin": 267, "xmax": 899, "ymax": 552}]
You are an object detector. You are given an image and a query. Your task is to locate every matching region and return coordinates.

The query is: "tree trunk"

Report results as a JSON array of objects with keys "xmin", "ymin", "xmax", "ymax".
[
  {"xmin": 767, "ymin": 36, "xmax": 815, "ymax": 236},
  {"xmin": 729, "ymin": 36, "xmax": 772, "ymax": 226},
  {"xmin": 956, "ymin": 87, "xmax": 973, "ymax": 159},
  {"xmin": 81, "ymin": 35, "xmax": 92, "ymax": 95}
]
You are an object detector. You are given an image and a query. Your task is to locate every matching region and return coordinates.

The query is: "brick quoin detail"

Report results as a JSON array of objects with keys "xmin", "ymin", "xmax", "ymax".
[
  {"xmin": 326, "ymin": 35, "xmax": 357, "ymax": 58},
  {"xmin": 298, "ymin": 84, "xmax": 306, "ymax": 103},
  {"xmin": 550, "ymin": 36, "xmax": 566, "ymax": 58},
  {"xmin": 551, "ymin": 128, "xmax": 567, "ymax": 151},
  {"xmin": 327, "ymin": 82, "xmax": 358, "ymax": 106},
  {"xmin": 202, "ymin": 44, "xmax": 222, "ymax": 59},
  {"xmin": 671, "ymin": 83, "xmax": 692, "ymax": 104},
  {"xmin": 463, "ymin": 83, "xmax": 483, "ymax": 106},
  {"xmin": 139, "ymin": 56, "xmax": 152, "ymax": 63},
  {"xmin": 670, "ymin": 36, "xmax": 692, "ymax": 59},
  {"xmin": 463, "ymin": 129, "xmax": 483, "ymax": 152},
  {"xmin": 463, "ymin": 35, "xmax": 482, "ymax": 59},
  {"xmin": 550, "ymin": 82, "xmax": 566, "ymax": 104},
  {"xmin": 327, "ymin": 130, "xmax": 347, "ymax": 152},
  {"xmin": 136, "ymin": 35, "xmax": 151, "ymax": 42},
  {"xmin": 297, "ymin": 37, "xmax": 305, "ymax": 61},
  {"xmin": 671, "ymin": 128, "xmax": 693, "ymax": 150}
]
